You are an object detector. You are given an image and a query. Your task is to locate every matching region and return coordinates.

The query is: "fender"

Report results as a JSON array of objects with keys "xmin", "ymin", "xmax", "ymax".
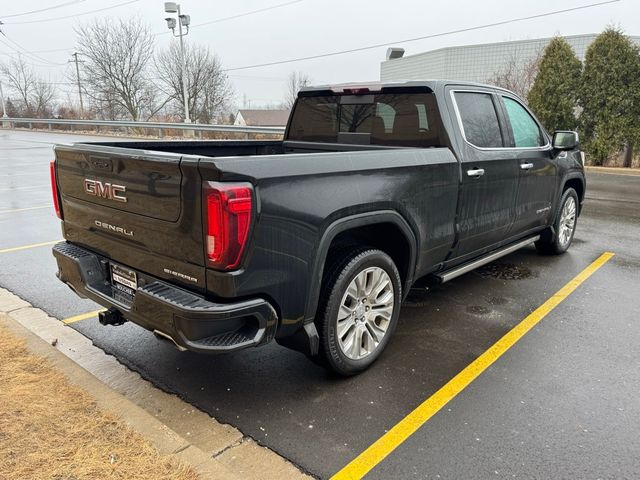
[
  {"xmin": 303, "ymin": 210, "xmax": 418, "ymax": 324},
  {"xmin": 558, "ymin": 170, "xmax": 586, "ymax": 211}
]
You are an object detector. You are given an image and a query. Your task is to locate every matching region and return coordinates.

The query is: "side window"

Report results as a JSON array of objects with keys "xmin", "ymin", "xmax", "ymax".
[
  {"xmin": 502, "ymin": 97, "xmax": 545, "ymax": 148},
  {"xmin": 454, "ymin": 92, "xmax": 503, "ymax": 148},
  {"xmin": 415, "ymin": 104, "xmax": 429, "ymax": 130},
  {"xmin": 375, "ymin": 102, "xmax": 396, "ymax": 132}
]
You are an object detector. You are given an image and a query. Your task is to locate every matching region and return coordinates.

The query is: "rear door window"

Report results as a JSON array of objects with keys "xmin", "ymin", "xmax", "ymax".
[
  {"xmin": 454, "ymin": 92, "xmax": 504, "ymax": 148},
  {"xmin": 502, "ymin": 97, "xmax": 546, "ymax": 148}
]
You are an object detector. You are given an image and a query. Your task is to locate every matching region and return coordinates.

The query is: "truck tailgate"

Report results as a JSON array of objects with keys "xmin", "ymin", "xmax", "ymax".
[{"xmin": 54, "ymin": 144, "xmax": 207, "ymax": 291}]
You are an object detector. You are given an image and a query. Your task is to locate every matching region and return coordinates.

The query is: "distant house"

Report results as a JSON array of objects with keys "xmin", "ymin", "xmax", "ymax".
[{"xmin": 234, "ymin": 109, "xmax": 290, "ymax": 127}]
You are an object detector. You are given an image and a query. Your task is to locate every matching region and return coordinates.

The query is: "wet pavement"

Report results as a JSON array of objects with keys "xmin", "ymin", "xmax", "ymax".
[{"xmin": 1, "ymin": 129, "xmax": 638, "ymax": 479}]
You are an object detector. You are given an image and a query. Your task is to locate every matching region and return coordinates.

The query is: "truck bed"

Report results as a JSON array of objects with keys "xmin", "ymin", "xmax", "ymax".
[{"xmin": 81, "ymin": 139, "xmax": 402, "ymax": 158}]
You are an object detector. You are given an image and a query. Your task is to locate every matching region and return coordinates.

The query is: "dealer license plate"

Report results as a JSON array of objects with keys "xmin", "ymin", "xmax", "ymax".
[{"xmin": 110, "ymin": 263, "xmax": 137, "ymax": 297}]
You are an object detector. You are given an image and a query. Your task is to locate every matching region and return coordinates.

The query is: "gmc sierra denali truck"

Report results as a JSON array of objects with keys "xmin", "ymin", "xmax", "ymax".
[{"xmin": 51, "ymin": 80, "xmax": 585, "ymax": 375}]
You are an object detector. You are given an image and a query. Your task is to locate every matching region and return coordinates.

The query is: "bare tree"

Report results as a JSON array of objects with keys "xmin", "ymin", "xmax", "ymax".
[
  {"xmin": 75, "ymin": 17, "xmax": 163, "ymax": 120},
  {"xmin": 0, "ymin": 56, "xmax": 57, "ymax": 117},
  {"xmin": 0, "ymin": 57, "xmax": 33, "ymax": 111},
  {"xmin": 487, "ymin": 50, "xmax": 543, "ymax": 100},
  {"xmin": 155, "ymin": 42, "xmax": 233, "ymax": 123},
  {"xmin": 284, "ymin": 71, "xmax": 311, "ymax": 109},
  {"xmin": 32, "ymin": 81, "xmax": 56, "ymax": 117}
]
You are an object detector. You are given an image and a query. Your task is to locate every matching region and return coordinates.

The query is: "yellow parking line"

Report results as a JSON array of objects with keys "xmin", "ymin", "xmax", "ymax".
[
  {"xmin": 62, "ymin": 309, "xmax": 105, "ymax": 325},
  {"xmin": 331, "ymin": 251, "xmax": 615, "ymax": 480},
  {"xmin": 0, "ymin": 205, "xmax": 51, "ymax": 214},
  {"xmin": 0, "ymin": 240, "xmax": 60, "ymax": 254}
]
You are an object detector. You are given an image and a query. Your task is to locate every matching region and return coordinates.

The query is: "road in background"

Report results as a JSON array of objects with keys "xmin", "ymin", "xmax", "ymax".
[{"xmin": 1, "ymin": 130, "xmax": 638, "ymax": 479}]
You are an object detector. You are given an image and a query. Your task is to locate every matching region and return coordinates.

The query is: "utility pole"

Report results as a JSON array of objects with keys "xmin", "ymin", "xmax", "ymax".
[
  {"xmin": 70, "ymin": 53, "xmax": 84, "ymax": 118},
  {"xmin": 164, "ymin": 2, "xmax": 191, "ymax": 124}
]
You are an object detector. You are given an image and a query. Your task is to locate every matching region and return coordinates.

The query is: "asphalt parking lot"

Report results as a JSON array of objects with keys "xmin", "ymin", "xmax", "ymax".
[{"xmin": 1, "ymin": 129, "xmax": 639, "ymax": 479}]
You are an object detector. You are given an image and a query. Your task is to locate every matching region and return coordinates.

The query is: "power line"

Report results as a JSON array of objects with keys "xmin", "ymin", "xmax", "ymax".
[
  {"xmin": 229, "ymin": 74, "xmax": 289, "ymax": 81},
  {"xmin": 0, "ymin": 53, "xmax": 64, "ymax": 69},
  {"xmin": 194, "ymin": 0, "xmax": 305, "ymax": 29},
  {"xmin": 37, "ymin": 81, "xmax": 77, "ymax": 86},
  {"xmin": 1, "ymin": 0, "xmax": 140, "ymax": 25},
  {"xmin": 0, "ymin": 0, "xmax": 87, "ymax": 19},
  {"xmin": 3, "ymin": 0, "xmax": 303, "ymax": 60},
  {"xmin": 224, "ymin": 0, "xmax": 621, "ymax": 71},
  {"xmin": 29, "ymin": 48, "xmax": 74, "ymax": 54},
  {"xmin": 1, "ymin": 47, "xmax": 72, "ymax": 55},
  {"xmin": 0, "ymin": 32, "xmax": 66, "ymax": 65},
  {"xmin": 154, "ymin": 0, "xmax": 306, "ymax": 36}
]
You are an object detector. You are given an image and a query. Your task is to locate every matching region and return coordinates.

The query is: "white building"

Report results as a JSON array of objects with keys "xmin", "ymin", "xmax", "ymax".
[{"xmin": 380, "ymin": 34, "xmax": 640, "ymax": 84}]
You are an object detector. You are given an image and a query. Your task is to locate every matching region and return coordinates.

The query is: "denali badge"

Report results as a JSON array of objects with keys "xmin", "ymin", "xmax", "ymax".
[
  {"xmin": 95, "ymin": 220, "xmax": 134, "ymax": 237},
  {"xmin": 84, "ymin": 179, "xmax": 127, "ymax": 203},
  {"xmin": 536, "ymin": 206, "xmax": 552, "ymax": 214}
]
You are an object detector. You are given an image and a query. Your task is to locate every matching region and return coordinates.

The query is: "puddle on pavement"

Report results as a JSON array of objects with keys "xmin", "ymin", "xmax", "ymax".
[
  {"xmin": 475, "ymin": 262, "xmax": 538, "ymax": 280},
  {"xmin": 466, "ymin": 305, "xmax": 493, "ymax": 315},
  {"xmin": 487, "ymin": 296, "xmax": 508, "ymax": 306}
]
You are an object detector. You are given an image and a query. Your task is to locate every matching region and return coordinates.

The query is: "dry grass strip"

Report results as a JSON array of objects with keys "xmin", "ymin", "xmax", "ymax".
[{"xmin": 0, "ymin": 324, "xmax": 199, "ymax": 480}]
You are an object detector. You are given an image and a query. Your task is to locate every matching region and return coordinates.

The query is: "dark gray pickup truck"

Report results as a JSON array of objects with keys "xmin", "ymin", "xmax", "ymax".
[{"xmin": 50, "ymin": 80, "xmax": 585, "ymax": 375}]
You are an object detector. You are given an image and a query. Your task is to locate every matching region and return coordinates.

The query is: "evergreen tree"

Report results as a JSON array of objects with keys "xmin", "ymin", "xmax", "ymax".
[
  {"xmin": 528, "ymin": 37, "xmax": 582, "ymax": 133},
  {"xmin": 579, "ymin": 28, "xmax": 640, "ymax": 166}
]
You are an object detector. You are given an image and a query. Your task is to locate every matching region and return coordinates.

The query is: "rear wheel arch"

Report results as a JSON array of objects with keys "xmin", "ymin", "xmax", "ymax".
[{"xmin": 304, "ymin": 211, "xmax": 417, "ymax": 323}]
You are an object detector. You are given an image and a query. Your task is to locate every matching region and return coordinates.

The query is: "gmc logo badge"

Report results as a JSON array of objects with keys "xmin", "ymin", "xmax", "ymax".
[{"xmin": 84, "ymin": 179, "xmax": 127, "ymax": 203}]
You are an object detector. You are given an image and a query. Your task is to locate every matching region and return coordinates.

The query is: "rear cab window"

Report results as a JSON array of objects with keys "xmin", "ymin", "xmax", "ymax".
[{"xmin": 286, "ymin": 92, "xmax": 443, "ymax": 147}]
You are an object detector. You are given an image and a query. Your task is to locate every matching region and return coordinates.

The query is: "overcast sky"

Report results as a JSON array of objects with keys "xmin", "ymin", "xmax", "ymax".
[{"xmin": 0, "ymin": 0, "xmax": 638, "ymax": 109}]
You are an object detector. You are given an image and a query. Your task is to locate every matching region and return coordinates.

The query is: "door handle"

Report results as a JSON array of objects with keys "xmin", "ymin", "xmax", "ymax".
[
  {"xmin": 520, "ymin": 162, "xmax": 534, "ymax": 170},
  {"xmin": 466, "ymin": 168, "xmax": 485, "ymax": 178}
]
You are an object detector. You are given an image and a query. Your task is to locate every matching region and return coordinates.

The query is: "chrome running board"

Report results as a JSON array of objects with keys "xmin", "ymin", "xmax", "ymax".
[{"xmin": 435, "ymin": 236, "xmax": 540, "ymax": 283}]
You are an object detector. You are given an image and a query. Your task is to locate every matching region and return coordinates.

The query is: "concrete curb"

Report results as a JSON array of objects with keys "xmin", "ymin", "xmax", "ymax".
[
  {"xmin": 585, "ymin": 166, "xmax": 640, "ymax": 176},
  {"xmin": 0, "ymin": 288, "xmax": 311, "ymax": 480}
]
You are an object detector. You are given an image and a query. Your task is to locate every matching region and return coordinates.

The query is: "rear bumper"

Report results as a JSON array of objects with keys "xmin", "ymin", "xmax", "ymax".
[{"xmin": 52, "ymin": 242, "xmax": 278, "ymax": 354}]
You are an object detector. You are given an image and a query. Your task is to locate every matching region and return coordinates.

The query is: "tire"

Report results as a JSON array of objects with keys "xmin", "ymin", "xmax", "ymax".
[
  {"xmin": 314, "ymin": 247, "xmax": 402, "ymax": 376},
  {"xmin": 535, "ymin": 187, "xmax": 579, "ymax": 255}
]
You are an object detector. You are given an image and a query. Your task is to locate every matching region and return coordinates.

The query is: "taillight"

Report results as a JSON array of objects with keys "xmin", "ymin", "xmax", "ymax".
[
  {"xmin": 49, "ymin": 160, "xmax": 62, "ymax": 219},
  {"xmin": 204, "ymin": 182, "xmax": 253, "ymax": 270}
]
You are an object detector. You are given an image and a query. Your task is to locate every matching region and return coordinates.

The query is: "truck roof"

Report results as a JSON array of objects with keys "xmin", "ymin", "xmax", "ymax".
[{"xmin": 299, "ymin": 79, "xmax": 514, "ymax": 95}]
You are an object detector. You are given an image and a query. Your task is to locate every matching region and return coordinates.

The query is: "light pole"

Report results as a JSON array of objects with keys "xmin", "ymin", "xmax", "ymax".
[
  {"xmin": 164, "ymin": 2, "xmax": 191, "ymax": 124},
  {"xmin": 0, "ymin": 80, "xmax": 7, "ymax": 118},
  {"xmin": 0, "ymin": 79, "xmax": 8, "ymax": 128}
]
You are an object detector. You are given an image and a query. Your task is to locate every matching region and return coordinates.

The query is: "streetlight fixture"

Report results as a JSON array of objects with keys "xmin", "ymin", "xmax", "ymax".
[{"xmin": 164, "ymin": 2, "xmax": 191, "ymax": 124}]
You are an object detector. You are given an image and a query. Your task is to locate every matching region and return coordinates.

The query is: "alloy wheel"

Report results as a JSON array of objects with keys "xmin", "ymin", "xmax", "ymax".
[
  {"xmin": 336, "ymin": 267, "xmax": 394, "ymax": 360},
  {"xmin": 558, "ymin": 196, "xmax": 577, "ymax": 247}
]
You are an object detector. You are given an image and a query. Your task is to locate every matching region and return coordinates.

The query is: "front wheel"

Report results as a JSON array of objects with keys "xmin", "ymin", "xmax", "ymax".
[
  {"xmin": 536, "ymin": 188, "xmax": 579, "ymax": 255},
  {"xmin": 315, "ymin": 248, "xmax": 402, "ymax": 376}
]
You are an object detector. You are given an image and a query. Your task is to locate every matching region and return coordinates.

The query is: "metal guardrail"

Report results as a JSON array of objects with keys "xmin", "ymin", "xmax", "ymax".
[{"xmin": 0, "ymin": 117, "xmax": 286, "ymax": 137}]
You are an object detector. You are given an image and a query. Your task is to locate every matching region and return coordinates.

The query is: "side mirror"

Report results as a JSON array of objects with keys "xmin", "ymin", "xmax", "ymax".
[{"xmin": 552, "ymin": 130, "xmax": 579, "ymax": 150}]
